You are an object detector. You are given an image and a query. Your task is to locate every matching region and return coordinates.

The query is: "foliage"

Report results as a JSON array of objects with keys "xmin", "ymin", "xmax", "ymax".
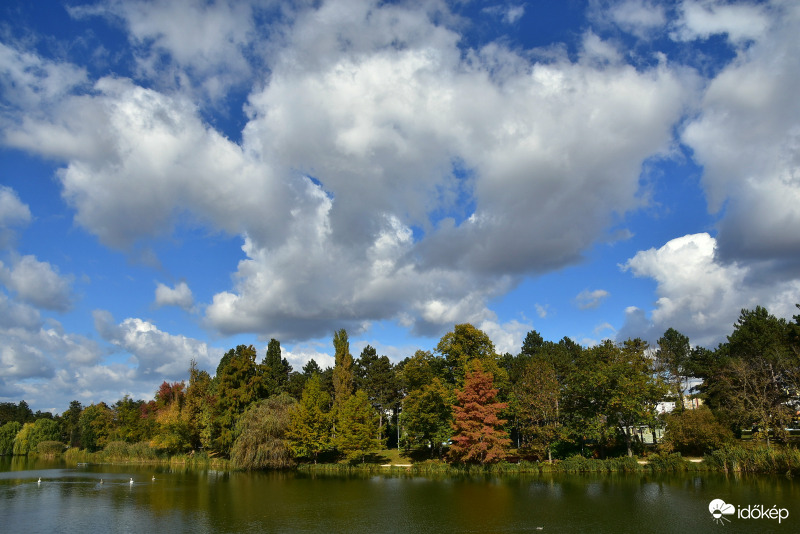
[
  {"xmin": 402, "ymin": 377, "xmax": 452, "ymax": 458},
  {"xmin": 355, "ymin": 345, "xmax": 399, "ymax": 442},
  {"xmin": 79, "ymin": 403, "xmax": 114, "ymax": 452},
  {"xmin": 287, "ymin": 374, "xmax": 332, "ymax": 463},
  {"xmin": 704, "ymin": 444, "xmax": 800, "ymax": 476},
  {"xmin": 231, "ymin": 393, "xmax": 296, "ymax": 470},
  {"xmin": 449, "ymin": 362, "xmax": 510, "ymax": 464},
  {"xmin": 0, "ymin": 421, "xmax": 22, "ymax": 455},
  {"xmin": 37, "ymin": 440, "xmax": 65, "ymax": 456},
  {"xmin": 29, "ymin": 418, "xmax": 61, "ymax": 449},
  {"xmin": 511, "ymin": 358, "xmax": 562, "ymax": 461},
  {"xmin": 61, "ymin": 400, "xmax": 83, "ymax": 448},
  {"xmin": 656, "ymin": 328, "xmax": 691, "ymax": 410},
  {"xmin": 332, "ymin": 329, "xmax": 354, "ymax": 414},
  {"xmin": 263, "ymin": 338, "xmax": 292, "ymax": 395},
  {"xmin": 0, "ymin": 401, "xmax": 34, "ymax": 426},
  {"xmin": 563, "ymin": 339, "xmax": 666, "ymax": 458},
  {"xmin": 12, "ymin": 422, "xmax": 34, "ymax": 455},
  {"xmin": 660, "ymin": 406, "xmax": 734, "ymax": 456},
  {"xmin": 336, "ymin": 389, "xmax": 381, "ymax": 462},
  {"xmin": 214, "ymin": 344, "xmax": 265, "ymax": 455},
  {"xmin": 436, "ymin": 324, "xmax": 504, "ymax": 386},
  {"xmin": 707, "ymin": 307, "xmax": 798, "ymax": 444}
]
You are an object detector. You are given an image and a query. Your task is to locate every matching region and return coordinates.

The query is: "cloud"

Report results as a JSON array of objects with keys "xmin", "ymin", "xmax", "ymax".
[
  {"xmin": 672, "ymin": 0, "xmax": 771, "ymax": 43},
  {"xmin": 0, "ymin": 186, "xmax": 31, "ymax": 248},
  {"xmin": 620, "ymin": 233, "xmax": 800, "ymax": 347},
  {"xmin": 155, "ymin": 281, "xmax": 194, "ymax": 310},
  {"xmin": 0, "ymin": 255, "xmax": 74, "ymax": 312},
  {"xmin": 575, "ymin": 289, "xmax": 610, "ymax": 310},
  {"xmin": 590, "ymin": 0, "xmax": 667, "ymax": 39},
  {"xmin": 478, "ymin": 318, "xmax": 532, "ymax": 355},
  {"xmin": 0, "ymin": 0, "xmax": 694, "ymax": 342},
  {"xmin": 94, "ymin": 310, "xmax": 221, "ymax": 377},
  {"xmin": 681, "ymin": 0, "xmax": 800, "ymax": 266},
  {"xmin": 535, "ymin": 304, "xmax": 549, "ymax": 319},
  {"xmin": 483, "ymin": 4, "xmax": 526, "ymax": 25},
  {"xmin": 68, "ymin": 0, "xmax": 261, "ymax": 100}
]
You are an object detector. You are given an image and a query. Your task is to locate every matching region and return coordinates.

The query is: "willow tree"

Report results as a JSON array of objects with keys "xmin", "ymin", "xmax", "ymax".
[{"xmin": 231, "ymin": 393, "xmax": 296, "ymax": 470}]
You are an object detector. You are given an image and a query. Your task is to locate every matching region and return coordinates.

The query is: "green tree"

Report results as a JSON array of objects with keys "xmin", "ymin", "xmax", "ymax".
[
  {"xmin": 436, "ymin": 323, "xmax": 503, "ymax": 386},
  {"xmin": 511, "ymin": 359, "xmax": 562, "ymax": 462},
  {"xmin": 79, "ymin": 403, "xmax": 114, "ymax": 452},
  {"xmin": 656, "ymin": 328, "xmax": 692, "ymax": 411},
  {"xmin": 28, "ymin": 418, "xmax": 61, "ymax": 451},
  {"xmin": 286, "ymin": 374, "xmax": 332, "ymax": 463},
  {"xmin": 563, "ymin": 340, "xmax": 666, "ymax": 458},
  {"xmin": 336, "ymin": 389, "xmax": 381, "ymax": 462},
  {"xmin": 449, "ymin": 362, "xmax": 510, "ymax": 464},
  {"xmin": 402, "ymin": 377, "xmax": 453, "ymax": 458},
  {"xmin": 214, "ymin": 344, "xmax": 265, "ymax": 455},
  {"xmin": 0, "ymin": 421, "xmax": 22, "ymax": 455},
  {"xmin": 12, "ymin": 422, "xmax": 34, "ymax": 455},
  {"xmin": 332, "ymin": 329, "xmax": 354, "ymax": 437},
  {"xmin": 355, "ymin": 345, "xmax": 399, "ymax": 442},
  {"xmin": 231, "ymin": 393, "xmax": 296, "ymax": 470},
  {"xmin": 183, "ymin": 359, "xmax": 214, "ymax": 450},
  {"xmin": 112, "ymin": 395, "xmax": 149, "ymax": 443},
  {"xmin": 60, "ymin": 400, "xmax": 83, "ymax": 448},
  {"xmin": 712, "ymin": 307, "xmax": 797, "ymax": 444},
  {"xmin": 660, "ymin": 406, "xmax": 733, "ymax": 455},
  {"xmin": 263, "ymin": 338, "xmax": 292, "ymax": 395}
]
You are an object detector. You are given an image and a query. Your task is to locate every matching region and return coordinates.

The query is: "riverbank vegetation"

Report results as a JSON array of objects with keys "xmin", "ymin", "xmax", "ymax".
[{"xmin": 1, "ymin": 305, "xmax": 799, "ymax": 476}]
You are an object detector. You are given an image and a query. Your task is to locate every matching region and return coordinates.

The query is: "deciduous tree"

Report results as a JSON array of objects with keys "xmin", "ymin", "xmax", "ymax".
[{"xmin": 449, "ymin": 362, "xmax": 510, "ymax": 464}]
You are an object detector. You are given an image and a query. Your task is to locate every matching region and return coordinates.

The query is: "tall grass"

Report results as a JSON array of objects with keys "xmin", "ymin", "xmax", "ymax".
[{"xmin": 704, "ymin": 445, "xmax": 800, "ymax": 475}]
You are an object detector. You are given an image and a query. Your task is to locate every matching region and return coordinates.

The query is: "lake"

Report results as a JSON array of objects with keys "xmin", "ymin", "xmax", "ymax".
[{"xmin": 0, "ymin": 457, "xmax": 796, "ymax": 533}]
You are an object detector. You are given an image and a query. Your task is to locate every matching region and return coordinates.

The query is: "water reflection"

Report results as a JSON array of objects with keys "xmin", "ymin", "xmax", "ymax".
[{"xmin": 1, "ymin": 457, "xmax": 797, "ymax": 533}]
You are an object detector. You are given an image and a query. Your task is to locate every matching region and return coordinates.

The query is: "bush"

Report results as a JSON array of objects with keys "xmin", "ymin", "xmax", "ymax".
[
  {"xmin": 660, "ymin": 406, "xmax": 733, "ymax": 456},
  {"xmin": 37, "ymin": 441, "xmax": 65, "ymax": 456}
]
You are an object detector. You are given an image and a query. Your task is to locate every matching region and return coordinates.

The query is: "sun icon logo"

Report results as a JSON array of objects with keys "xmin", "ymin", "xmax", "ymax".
[{"xmin": 709, "ymin": 499, "xmax": 736, "ymax": 525}]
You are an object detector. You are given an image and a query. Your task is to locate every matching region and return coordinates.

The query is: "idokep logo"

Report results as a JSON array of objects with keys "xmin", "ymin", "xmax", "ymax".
[{"xmin": 709, "ymin": 498, "xmax": 789, "ymax": 526}]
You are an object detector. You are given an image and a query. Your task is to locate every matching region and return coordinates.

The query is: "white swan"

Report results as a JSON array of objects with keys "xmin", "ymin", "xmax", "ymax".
[
  {"xmin": 37, "ymin": 477, "xmax": 41, "ymax": 484},
  {"xmin": 151, "ymin": 475, "xmax": 155, "ymax": 481},
  {"xmin": 129, "ymin": 478, "xmax": 134, "ymax": 485}
]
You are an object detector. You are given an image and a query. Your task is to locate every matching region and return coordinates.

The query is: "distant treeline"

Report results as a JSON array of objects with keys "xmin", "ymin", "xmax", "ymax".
[{"xmin": 1, "ymin": 304, "xmax": 799, "ymax": 470}]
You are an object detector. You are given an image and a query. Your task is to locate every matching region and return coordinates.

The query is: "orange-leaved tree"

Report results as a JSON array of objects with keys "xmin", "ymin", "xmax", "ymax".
[{"xmin": 449, "ymin": 361, "xmax": 510, "ymax": 464}]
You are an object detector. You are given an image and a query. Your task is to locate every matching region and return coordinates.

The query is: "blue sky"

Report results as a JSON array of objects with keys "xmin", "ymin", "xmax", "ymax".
[{"xmin": 1, "ymin": 0, "xmax": 799, "ymax": 412}]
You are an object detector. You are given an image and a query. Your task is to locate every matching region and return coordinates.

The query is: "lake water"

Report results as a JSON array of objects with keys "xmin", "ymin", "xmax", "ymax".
[{"xmin": 0, "ymin": 457, "xmax": 796, "ymax": 533}]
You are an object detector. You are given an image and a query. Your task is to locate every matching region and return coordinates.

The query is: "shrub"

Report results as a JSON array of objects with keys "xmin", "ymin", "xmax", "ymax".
[
  {"xmin": 660, "ymin": 406, "xmax": 733, "ymax": 456},
  {"xmin": 37, "ymin": 441, "xmax": 65, "ymax": 456}
]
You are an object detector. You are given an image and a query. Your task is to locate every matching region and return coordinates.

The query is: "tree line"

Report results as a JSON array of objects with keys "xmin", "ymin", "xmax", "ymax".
[{"xmin": 1, "ymin": 304, "xmax": 798, "ymax": 468}]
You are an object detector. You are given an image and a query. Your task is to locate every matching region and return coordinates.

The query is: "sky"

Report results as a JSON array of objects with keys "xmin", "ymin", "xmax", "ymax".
[{"xmin": 1, "ymin": 0, "xmax": 798, "ymax": 413}]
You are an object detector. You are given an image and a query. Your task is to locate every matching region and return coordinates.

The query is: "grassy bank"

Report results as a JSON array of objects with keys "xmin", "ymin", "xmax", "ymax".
[
  {"xmin": 62, "ymin": 442, "xmax": 230, "ymax": 469},
  {"xmin": 703, "ymin": 444, "xmax": 800, "ymax": 476}
]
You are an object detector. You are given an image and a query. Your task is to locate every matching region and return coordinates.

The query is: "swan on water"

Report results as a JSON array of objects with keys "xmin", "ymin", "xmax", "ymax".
[
  {"xmin": 152, "ymin": 475, "xmax": 155, "ymax": 481},
  {"xmin": 129, "ymin": 478, "xmax": 134, "ymax": 485},
  {"xmin": 37, "ymin": 477, "xmax": 41, "ymax": 484}
]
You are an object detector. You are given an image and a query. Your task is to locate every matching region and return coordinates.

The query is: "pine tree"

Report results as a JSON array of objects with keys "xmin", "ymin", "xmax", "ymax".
[{"xmin": 449, "ymin": 362, "xmax": 510, "ymax": 464}]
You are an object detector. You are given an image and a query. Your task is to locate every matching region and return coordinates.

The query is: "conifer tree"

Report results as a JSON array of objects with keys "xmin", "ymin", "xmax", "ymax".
[
  {"xmin": 449, "ymin": 362, "xmax": 510, "ymax": 464},
  {"xmin": 287, "ymin": 374, "xmax": 331, "ymax": 463},
  {"xmin": 332, "ymin": 329, "xmax": 354, "ymax": 437},
  {"xmin": 336, "ymin": 389, "xmax": 380, "ymax": 462}
]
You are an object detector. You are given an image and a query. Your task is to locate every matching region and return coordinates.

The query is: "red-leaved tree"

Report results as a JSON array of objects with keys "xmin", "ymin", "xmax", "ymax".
[{"xmin": 449, "ymin": 362, "xmax": 510, "ymax": 464}]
